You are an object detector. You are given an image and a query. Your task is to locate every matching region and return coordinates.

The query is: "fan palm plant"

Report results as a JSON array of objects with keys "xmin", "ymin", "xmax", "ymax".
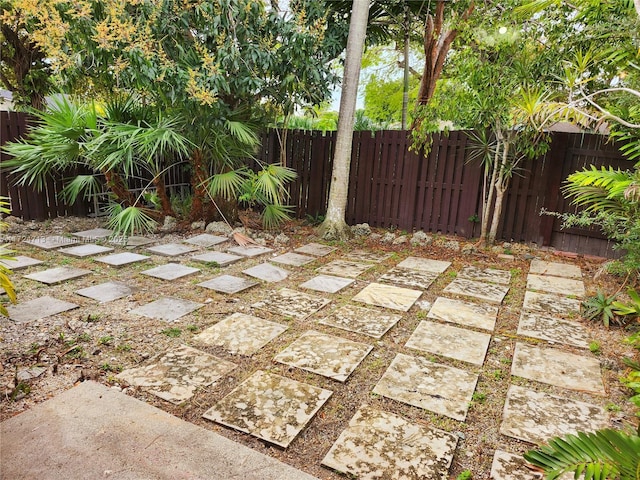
[{"xmin": 0, "ymin": 197, "xmax": 17, "ymax": 317}]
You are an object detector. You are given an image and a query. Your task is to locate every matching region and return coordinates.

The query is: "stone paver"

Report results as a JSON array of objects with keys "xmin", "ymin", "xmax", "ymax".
[
  {"xmin": 24, "ymin": 235, "xmax": 79, "ymax": 250},
  {"xmin": 294, "ymin": 243, "xmax": 337, "ymax": 257},
  {"xmin": 373, "ymin": 353, "xmax": 478, "ymax": 421},
  {"xmin": 184, "ymin": 233, "xmax": 228, "ymax": 247},
  {"xmin": 252, "ymin": 288, "xmax": 331, "ymax": 320},
  {"xmin": 95, "ymin": 252, "xmax": 150, "ymax": 267},
  {"xmin": 530, "ymin": 259, "xmax": 582, "ymax": 279},
  {"xmin": 406, "ymin": 320, "xmax": 491, "ymax": 366},
  {"xmin": 299, "ymin": 275, "xmax": 354, "ymax": 294},
  {"xmin": 522, "ymin": 291, "xmax": 582, "ymax": 317},
  {"xmin": 24, "ymin": 266, "xmax": 91, "ymax": 285},
  {"xmin": 227, "ymin": 245, "xmax": 274, "ymax": 257},
  {"xmin": 322, "ymin": 406, "xmax": 458, "ymax": 480},
  {"xmin": 517, "ymin": 311, "xmax": 590, "ymax": 348},
  {"xmin": 58, "ymin": 244, "xmax": 114, "ymax": 258},
  {"xmin": 353, "ymin": 282, "xmax": 422, "ymax": 312},
  {"xmin": 397, "ymin": 257, "xmax": 451, "ymax": 274},
  {"xmin": 130, "ymin": 297, "xmax": 204, "ymax": 322},
  {"xmin": 458, "ymin": 266, "xmax": 511, "ymax": 285},
  {"xmin": 243, "ymin": 262, "xmax": 290, "ymax": 282},
  {"xmin": 527, "ymin": 274, "xmax": 585, "ymax": 297},
  {"xmin": 500, "ymin": 385, "xmax": 608, "ymax": 444},
  {"xmin": 427, "ymin": 297, "xmax": 498, "ymax": 331},
  {"xmin": 271, "ymin": 252, "xmax": 316, "ymax": 267},
  {"xmin": 490, "ymin": 450, "xmax": 565, "ymax": 480},
  {"xmin": 347, "ymin": 250, "xmax": 393, "ymax": 263},
  {"xmin": 194, "ymin": 312, "xmax": 287, "ymax": 356},
  {"xmin": 379, "ymin": 267, "xmax": 438, "ymax": 290},
  {"xmin": 316, "ymin": 259, "xmax": 373, "ymax": 278},
  {"xmin": 109, "ymin": 235, "xmax": 156, "ymax": 247},
  {"xmin": 0, "ymin": 255, "xmax": 43, "ymax": 270},
  {"xmin": 117, "ymin": 345, "xmax": 236, "ymax": 404},
  {"xmin": 203, "ymin": 370, "xmax": 332, "ymax": 448},
  {"xmin": 72, "ymin": 228, "xmax": 113, "ymax": 239},
  {"xmin": 318, "ymin": 304, "xmax": 402, "ymax": 339},
  {"xmin": 5, "ymin": 296, "xmax": 78, "ymax": 323},
  {"xmin": 141, "ymin": 263, "xmax": 200, "ymax": 281},
  {"xmin": 75, "ymin": 281, "xmax": 135, "ymax": 303},
  {"xmin": 274, "ymin": 330, "xmax": 372, "ymax": 382},
  {"xmin": 147, "ymin": 243, "xmax": 198, "ymax": 257},
  {"xmin": 511, "ymin": 342, "xmax": 604, "ymax": 394},
  {"xmin": 443, "ymin": 278, "xmax": 509, "ymax": 304},
  {"xmin": 198, "ymin": 275, "xmax": 259, "ymax": 294},
  {"xmin": 191, "ymin": 251, "xmax": 243, "ymax": 266}
]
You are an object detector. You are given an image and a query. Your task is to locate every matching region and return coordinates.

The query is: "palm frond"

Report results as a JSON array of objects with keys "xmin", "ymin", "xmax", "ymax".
[
  {"xmin": 255, "ymin": 165, "xmax": 297, "ymax": 205},
  {"xmin": 106, "ymin": 204, "xmax": 157, "ymax": 236},
  {"xmin": 564, "ymin": 166, "xmax": 634, "ymax": 212},
  {"xmin": 207, "ymin": 169, "xmax": 249, "ymax": 201},
  {"xmin": 60, "ymin": 175, "xmax": 102, "ymax": 204},
  {"xmin": 225, "ymin": 120, "xmax": 259, "ymax": 147},
  {"xmin": 261, "ymin": 204, "xmax": 294, "ymax": 230}
]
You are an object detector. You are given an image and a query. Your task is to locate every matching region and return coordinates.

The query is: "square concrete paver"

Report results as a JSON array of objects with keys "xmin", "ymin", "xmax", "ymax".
[
  {"xmin": 517, "ymin": 311, "xmax": 590, "ymax": 348},
  {"xmin": 348, "ymin": 250, "xmax": 393, "ymax": 263},
  {"xmin": 294, "ymin": 243, "xmax": 337, "ymax": 257},
  {"xmin": 75, "ymin": 281, "xmax": 135, "ymax": 303},
  {"xmin": 227, "ymin": 245, "xmax": 274, "ymax": 257},
  {"xmin": 406, "ymin": 320, "xmax": 491, "ymax": 366},
  {"xmin": 300, "ymin": 275, "xmax": 354, "ymax": 294},
  {"xmin": 274, "ymin": 330, "xmax": 372, "ymax": 382},
  {"xmin": 184, "ymin": 233, "xmax": 228, "ymax": 248},
  {"xmin": 527, "ymin": 274, "xmax": 585, "ymax": 297},
  {"xmin": 194, "ymin": 312, "xmax": 287, "ymax": 356},
  {"xmin": 0, "ymin": 255, "xmax": 43, "ymax": 270},
  {"xmin": 24, "ymin": 235, "xmax": 79, "ymax": 250},
  {"xmin": 252, "ymin": 288, "xmax": 331, "ymax": 320},
  {"xmin": 58, "ymin": 244, "xmax": 114, "ymax": 258},
  {"xmin": 203, "ymin": 370, "xmax": 332, "ymax": 448},
  {"xmin": 511, "ymin": 342, "xmax": 604, "ymax": 394},
  {"xmin": 458, "ymin": 266, "xmax": 511, "ymax": 285},
  {"xmin": 5, "ymin": 296, "xmax": 78, "ymax": 323},
  {"xmin": 243, "ymin": 263, "xmax": 290, "ymax": 282},
  {"xmin": 379, "ymin": 268, "xmax": 438, "ymax": 290},
  {"xmin": 373, "ymin": 353, "xmax": 478, "ymax": 421},
  {"xmin": 141, "ymin": 263, "xmax": 200, "ymax": 281},
  {"xmin": 530, "ymin": 259, "xmax": 582, "ymax": 279},
  {"xmin": 191, "ymin": 251, "xmax": 243, "ymax": 267},
  {"xmin": 197, "ymin": 275, "xmax": 258, "ymax": 294},
  {"xmin": 117, "ymin": 345, "xmax": 236, "ymax": 404},
  {"xmin": 95, "ymin": 252, "xmax": 150, "ymax": 267},
  {"xmin": 443, "ymin": 278, "xmax": 509, "ymax": 304},
  {"xmin": 397, "ymin": 257, "xmax": 451, "ymax": 274},
  {"xmin": 490, "ymin": 450, "xmax": 574, "ymax": 480},
  {"xmin": 318, "ymin": 304, "xmax": 401, "ymax": 339},
  {"xmin": 317, "ymin": 260, "xmax": 373, "ymax": 278},
  {"xmin": 109, "ymin": 235, "xmax": 156, "ymax": 247},
  {"xmin": 353, "ymin": 282, "xmax": 422, "ymax": 312},
  {"xmin": 147, "ymin": 243, "xmax": 198, "ymax": 257},
  {"xmin": 271, "ymin": 252, "xmax": 315, "ymax": 267},
  {"xmin": 72, "ymin": 228, "xmax": 113, "ymax": 239},
  {"xmin": 523, "ymin": 291, "xmax": 582, "ymax": 317},
  {"xmin": 427, "ymin": 297, "xmax": 498, "ymax": 331},
  {"xmin": 130, "ymin": 297, "xmax": 204, "ymax": 322},
  {"xmin": 322, "ymin": 406, "xmax": 458, "ymax": 480},
  {"xmin": 24, "ymin": 266, "xmax": 91, "ymax": 285},
  {"xmin": 500, "ymin": 385, "xmax": 608, "ymax": 444}
]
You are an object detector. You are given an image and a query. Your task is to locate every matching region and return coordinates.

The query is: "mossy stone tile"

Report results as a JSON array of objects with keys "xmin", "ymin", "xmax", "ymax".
[
  {"xmin": 141, "ymin": 263, "xmax": 201, "ymax": 281},
  {"xmin": 373, "ymin": 353, "xmax": 478, "ymax": 421},
  {"xmin": 197, "ymin": 275, "xmax": 258, "ymax": 294},
  {"xmin": 529, "ymin": 259, "xmax": 582, "ymax": 279},
  {"xmin": 522, "ymin": 291, "xmax": 581, "ymax": 317},
  {"xmin": 252, "ymin": 288, "xmax": 331, "ymax": 320},
  {"xmin": 379, "ymin": 268, "xmax": 438, "ymax": 290},
  {"xmin": 242, "ymin": 262, "xmax": 290, "ymax": 282},
  {"xmin": 75, "ymin": 281, "xmax": 135, "ymax": 303},
  {"xmin": 6, "ymin": 296, "xmax": 78, "ymax": 323},
  {"xmin": 194, "ymin": 312, "xmax": 287, "ymax": 356},
  {"xmin": 58, "ymin": 244, "xmax": 114, "ymax": 258},
  {"xmin": 270, "ymin": 252, "xmax": 315, "ymax": 267},
  {"xmin": 184, "ymin": 233, "xmax": 228, "ymax": 248},
  {"xmin": 322, "ymin": 406, "xmax": 458, "ymax": 480},
  {"xmin": 490, "ymin": 450, "xmax": 574, "ymax": 480},
  {"xmin": 130, "ymin": 296, "xmax": 204, "ymax": 322},
  {"xmin": 24, "ymin": 235, "xmax": 79, "ymax": 250},
  {"xmin": 406, "ymin": 320, "xmax": 491, "ymax": 366},
  {"xmin": 353, "ymin": 282, "xmax": 422, "ymax": 312},
  {"xmin": 117, "ymin": 345, "xmax": 236, "ymax": 404},
  {"xmin": 274, "ymin": 330, "xmax": 372, "ymax": 382},
  {"xmin": 191, "ymin": 251, "xmax": 243, "ymax": 267},
  {"xmin": 147, "ymin": 243, "xmax": 198, "ymax": 257},
  {"xmin": 109, "ymin": 235, "xmax": 156, "ymax": 247},
  {"xmin": 427, "ymin": 297, "xmax": 498, "ymax": 331},
  {"xmin": 318, "ymin": 304, "xmax": 401, "ymax": 339},
  {"xmin": 227, "ymin": 245, "xmax": 274, "ymax": 258},
  {"xmin": 203, "ymin": 370, "xmax": 332, "ymax": 448},
  {"xmin": 72, "ymin": 228, "xmax": 113, "ymax": 239},
  {"xmin": 299, "ymin": 275, "xmax": 354, "ymax": 294},
  {"xmin": 0, "ymin": 255, "xmax": 43, "ymax": 271},
  {"xmin": 294, "ymin": 243, "xmax": 337, "ymax": 257},
  {"xmin": 526, "ymin": 274, "xmax": 585, "ymax": 298},
  {"xmin": 500, "ymin": 385, "xmax": 608, "ymax": 444},
  {"xmin": 317, "ymin": 260, "xmax": 373, "ymax": 278},
  {"xmin": 347, "ymin": 250, "xmax": 393, "ymax": 263},
  {"xmin": 396, "ymin": 257, "xmax": 451, "ymax": 274},
  {"xmin": 95, "ymin": 252, "xmax": 150, "ymax": 267},
  {"xmin": 443, "ymin": 278, "xmax": 509, "ymax": 304},
  {"xmin": 458, "ymin": 266, "xmax": 511, "ymax": 285},
  {"xmin": 517, "ymin": 311, "xmax": 589, "ymax": 348},
  {"xmin": 511, "ymin": 342, "xmax": 604, "ymax": 394},
  {"xmin": 24, "ymin": 266, "xmax": 91, "ymax": 285}
]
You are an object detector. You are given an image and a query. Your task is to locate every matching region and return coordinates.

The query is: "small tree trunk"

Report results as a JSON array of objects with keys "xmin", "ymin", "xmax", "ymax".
[
  {"xmin": 479, "ymin": 141, "xmax": 500, "ymax": 244},
  {"xmin": 103, "ymin": 170, "xmax": 136, "ymax": 206},
  {"xmin": 487, "ymin": 139, "xmax": 510, "ymax": 244}
]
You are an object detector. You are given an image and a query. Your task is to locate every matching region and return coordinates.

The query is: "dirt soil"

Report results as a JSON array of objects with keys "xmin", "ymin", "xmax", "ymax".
[{"xmin": 1, "ymin": 216, "xmax": 638, "ymax": 480}]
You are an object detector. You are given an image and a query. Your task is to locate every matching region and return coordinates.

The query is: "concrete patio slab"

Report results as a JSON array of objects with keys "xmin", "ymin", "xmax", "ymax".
[
  {"xmin": 252, "ymin": 287, "xmax": 331, "ymax": 320},
  {"xmin": 130, "ymin": 297, "xmax": 204, "ymax": 322},
  {"xmin": 527, "ymin": 274, "xmax": 585, "ymax": 297},
  {"xmin": 197, "ymin": 274, "xmax": 259, "ymax": 294},
  {"xmin": 72, "ymin": 227, "xmax": 113, "ymax": 239},
  {"xmin": 274, "ymin": 330, "xmax": 372, "ymax": 382},
  {"xmin": 517, "ymin": 311, "xmax": 590, "ymax": 348},
  {"xmin": 184, "ymin": 233, "xmax": 228, "ymax": 247},
  {"xmin": 500, "ymin": 385, "xmax": 608, "ymax": 444},
  {"xmin": 373, "ymin": 353, "xmax": 478, "ymax": 421},
  {"xmin": 530, "ymin": 259, "xmax": 582, "ymax": 279},
  {"xmin": 109, "ymin": 235, "xmax": 156, "ymax": 247},
  {"xmin": 58, "ymin": 243, "xmax": 114, "ymax": 258},
  {"xmin": 227, "ymin": 245, "xmax": 274, "ymax": 257},
  {"xmin": 353, "ymin": 282, "xmax": 422, "ymax": 311},
  {"xmin": 141, "ymin": 263, "xmax": 201, "ymax": 281},
  {"xmin": 147, "ymin": 243, "xmax": 198, "ymax": 257},
  {"xmin": 318, "ymin": 304, "xmax": 401, "ymax": 339},
  {"xmin": 406, "ymin": 320, "xmax": 491, "ymax": 366},
  {"xmin": 396, "ymin": 256, "xmax": 451, "ymax": 274},
  {"xmin": 490, "ymin": 450, "xmax": 567, "ymax": 480},
  {"xmin": 271, "ymin": 252, "xmax": 316, "ymax": 267},
  {"xmin": 24, "ymin": 235, "xmax": 79, "ymax": 250},
  {"xmin": 522, "ymin": 291, "xmax": 582, "ymax": 317},
  {"xmin": 203, "ymin": 370, "xmax": 332, "ymax": 448},
  {"xmin": 243, "ymin": 262, "xmax": 290, "ymax": 282},
  {"xmin": 316, "ymin": 259, "xmax": 374, "ymax": 278},
  {"xmin": 95, "ymin": 252, "xmax": 150, "ymax": 267},
  {"xmin": 24, "ymin": 266, "xmax": 91, "ymax": 285},
  {"xmin": 511, "ymin": 342, "xmax": 604, "ymax": 394},
  {"xmin": 427, "ymin": 297, "xmax": 498, "ymax": 331},
  {"xmin": 0, "ymin": 255, "xmax": 43, "ymax": 270},
  {"xmin": 443, "ymin": 278, "xmax": 509, "ymax": 304},
  {"xmin": 347, "ymin": 250, "xmax": 394, "ymax": 263},
  {"xmin": 322, "ymin": 406, "xmax": 458, "ymax": 480},
  {"xmin": 5, "ymin": 296, "xmax": 78, "ymax": 323},
  {"xmin": 0, "ymin": 381, "xmax": 317, "ymax": 480},
  {"xmin": 299, "ymin": 274, "xmax": 354, "ymax": 293},
  {"xmin": 118, "ymin": 345, "xmax": 236, "ymax": 404},
  {"xmin": 75, "ymin": 281, "xmax": 135, "ymax": 303},
  {"xmin": 458, "ymin": 266, "xmax": 511, "ymax": 285},
  {"xmin": 295, "ymin": 242, "xmax": 337, "ymax": 257},
  {"xmin": 191, "ymin": 251, "xmax": 243, "ymax": 266},
  {"xmin": 194, "ymin": 312, "xmax": 287, "ymax": 356},
  {"xmin": 379, "ymin": 267, "xmax": 438, "ymax": 290}
]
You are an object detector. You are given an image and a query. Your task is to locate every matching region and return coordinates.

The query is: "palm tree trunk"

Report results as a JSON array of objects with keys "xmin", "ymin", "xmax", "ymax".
[{"xmin": 188, "ymin": 148, "xmax": 208, "ymax": 222}]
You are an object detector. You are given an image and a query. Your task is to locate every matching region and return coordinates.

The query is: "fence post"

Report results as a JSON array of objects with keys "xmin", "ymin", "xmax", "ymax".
[{"xmin": 538, "ymin": 132, "xmax": 568, "ymax": 246}]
